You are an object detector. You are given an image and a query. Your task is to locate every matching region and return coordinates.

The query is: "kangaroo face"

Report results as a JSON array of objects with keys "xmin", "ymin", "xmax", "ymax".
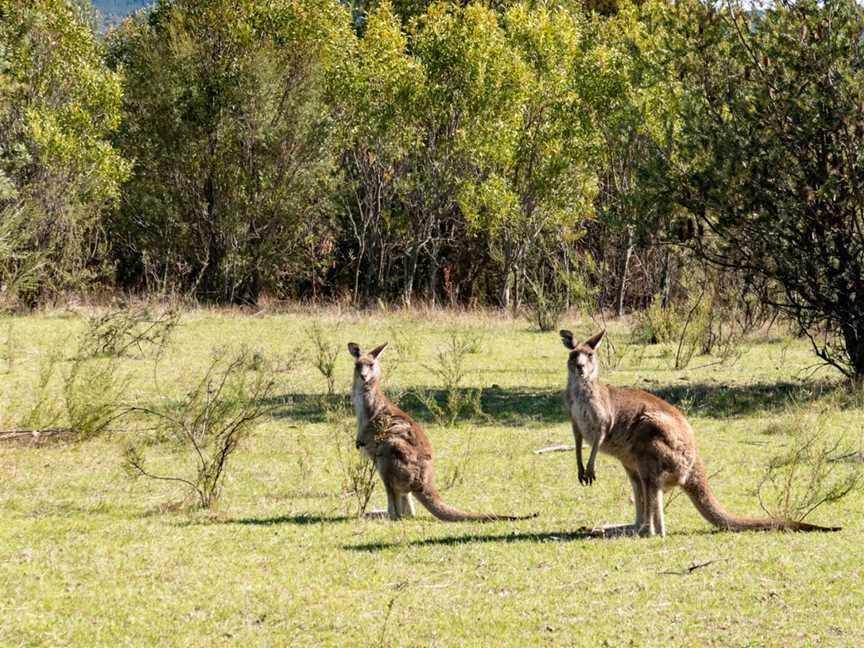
[
  {"xmin": 569, "ymin": 347, "xmax": 598, "ymax": 380},
  {"xmin": 559, "ymin": 329, "xmax": 604, "ymax": 382},
  {"xmin": 355, "ymin": 355, "xmax": 380, "ymax": 385},
  {"xmin": 347, "ymin": 342, "xmax": 388, "ymax": 386}
]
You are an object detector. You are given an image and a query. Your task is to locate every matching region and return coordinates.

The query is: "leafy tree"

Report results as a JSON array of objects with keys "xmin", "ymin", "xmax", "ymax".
[
  {"xmin": 330, "ymin": 1, "xmax": 423, "ymax": 304},
  {"xmin": 334, "ymin": 1, "xmax": 612, "ymax": 307},
  {"xmin": 585, "ymin": 0, "xmax": 679, "ymax": 314},
  {"xmin": 402, "ymin": 1, "xmax": 527, "ymax": 304},
  {"xmin": 0, "ymin": 0, "xmax": 128, "ymax": 306},
  {"xmin": 334, "ymin": 1, "xmax": 530, "ymax": 305},
  {"xmin": 108, "ymin": 0, "xmax": 352, "ymax": 303},
  {"xmin": 653, "ymin": 0, "xmax": 864, "ymax": 381},
  {"xmin": 457, "ymin": 3, "xmax": 606, "ymax": 310}
]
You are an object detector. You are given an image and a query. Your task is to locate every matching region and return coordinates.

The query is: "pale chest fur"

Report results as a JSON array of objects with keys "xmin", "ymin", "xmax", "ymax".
[
  {"xmin": 352, "ymin": 381, "xmax": 370, "ymax": 441},
  {"xmin": 567, "ymin": 382, "xmax": 612, "ymax": 445}
]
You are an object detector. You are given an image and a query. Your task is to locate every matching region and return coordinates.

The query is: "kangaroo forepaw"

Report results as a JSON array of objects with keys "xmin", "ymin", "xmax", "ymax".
[{"xmin": 579, "ymin": 469, "xmax": 596, "ymax": 485}]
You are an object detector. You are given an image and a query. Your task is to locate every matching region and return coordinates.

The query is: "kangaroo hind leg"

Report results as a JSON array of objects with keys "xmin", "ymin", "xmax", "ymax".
[
  {"xmin": 397, "ymin": 493, "xmax": 416, "ymax": 518},
  {"xmin": 638, "ymin": 472, "xmax": 661, "ymax": 537},
  {"xmin": 384, "ymin": 483, "xmax": 401, "ymax": 521},
  {"xmin": 626, "ymin": 468, "xmax": 644, "ymax": 532}
]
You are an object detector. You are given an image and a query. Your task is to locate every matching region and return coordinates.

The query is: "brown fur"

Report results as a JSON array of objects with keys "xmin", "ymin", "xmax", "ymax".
[
  {"xmin": 348, "ymin": 341, "xmax": 536, "ymax": 522},
  {"xmin": 560, "ymin": 329, "xmax": 840, "ymax": 537}
]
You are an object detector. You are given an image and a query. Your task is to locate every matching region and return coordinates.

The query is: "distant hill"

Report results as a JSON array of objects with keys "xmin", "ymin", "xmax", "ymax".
[{"xmin": 91, "ymin": 0, "xmax": 152, "ymax": 30}]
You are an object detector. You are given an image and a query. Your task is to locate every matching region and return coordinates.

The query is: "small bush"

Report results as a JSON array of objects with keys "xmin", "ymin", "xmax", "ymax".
[
  {"xmin": 419, "ymin": 329, "xmax": 485, "ymax": 427},
  {"xmin": 633, "ymin": 284, "xmax": 745, "ymax": 370},
  {"xmin": 305, "ymin": 321, "xmax": 339, "ymax": 395},
  {"xmin": 18, "ymin": 350, "xmax": 65, "ymax": 432},
  {"xmin": 525, "ymin": 258, "xmax": 595, "ymax": 332},
  {"xmin": 123, "ymin": 348, "xmax": 275, "ymax": 509},
  {"xmin": 10, "ymin": 346, "xmax": 127, "ymax": 442},
  {"xmin": 425, "ymin": 329, "xmax": 473, "ymax": 391},
  {"xmin": 324, "ymin": 398, "xmax": 376, "ymax": 516},
  {"xmin": 79, "ymin": 306, "xmax": 178, "ymax": 358},
  {"xmin": 757, "ymin": 413, "xmax": 862, "ymax": 522},
  {"xmin": 386, "ymin": 326, "xmax": 418, "ymax": 362},
  {"xmin": 235, "ymin": 344, "xmax": 296, "ymax": 375},
  {"xmin": 63, "ymin": 357, "xmax": 130, "ymax": 441},
  {"xmin": 0, "ymin": 207, "xmax": 50, "ymax": 311}
]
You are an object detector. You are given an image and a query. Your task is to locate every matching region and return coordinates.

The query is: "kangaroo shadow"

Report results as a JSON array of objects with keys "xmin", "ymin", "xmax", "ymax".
[
  {"xmin": 343, "ymin": 525, "xmax": 722, "ymax": 552},
  {"xmin": 343, "ymin": 529, "xmax": 600, "ymax": 552},
  {"xmin": 223, "ymin": 514, "xmax": 353, "ymax": 526}
]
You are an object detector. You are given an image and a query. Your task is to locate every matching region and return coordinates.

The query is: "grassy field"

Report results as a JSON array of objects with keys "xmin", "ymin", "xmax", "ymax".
[{"xmin": 1, "ymin": 308, "xmax": 862, "ymax": 646}]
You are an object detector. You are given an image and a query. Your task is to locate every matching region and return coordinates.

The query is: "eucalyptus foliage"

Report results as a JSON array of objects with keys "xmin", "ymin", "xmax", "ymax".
[
  {"xmin": 0, "ymin": 0, "xmax": 128, "ymax": 305},
  {"xmin": 108, "ymin": 0, "xmax": 352, "ymax": 303}
]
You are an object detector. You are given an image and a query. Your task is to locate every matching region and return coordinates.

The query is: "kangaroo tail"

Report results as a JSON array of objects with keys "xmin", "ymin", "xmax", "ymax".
[
  {"xmin": 683, "ymin": 460, "xmax": 840, "ymax": 533},
  {"xmin": 413, "ymin": 487, "xmax": 537, "ymax": 522}
]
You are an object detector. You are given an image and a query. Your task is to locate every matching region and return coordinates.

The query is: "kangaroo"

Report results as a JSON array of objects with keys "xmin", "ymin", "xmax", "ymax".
[
  {"xmin": 348, "ymin": 341, "xmax": 536, "ymax": 522},
  {"xmin": 560, "ymin": 329, "xmax": 840, "ymax": 537}
]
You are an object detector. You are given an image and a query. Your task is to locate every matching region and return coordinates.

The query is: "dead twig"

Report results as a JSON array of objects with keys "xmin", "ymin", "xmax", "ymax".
[
  {"xmin": 829, "ymin": 451, "xmax": 864, "ymax": 464},
  {"xmin": 660, "ymin": 558, "xmax": 726, "ymax": 576},
  {"xmin": 534, "ymin": 444, "xmax": 577, "ymax": 454}
]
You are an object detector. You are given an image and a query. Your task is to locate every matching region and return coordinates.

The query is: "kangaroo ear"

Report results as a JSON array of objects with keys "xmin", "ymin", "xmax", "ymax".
[
  {"xmin": 369, "ymin": 342, "xmax": 388, "ymax": 359},
  {"xmin": 559, "ymin": 329, "xmax": 575, "ymax": 350},
  {"xmin": 348, "ymin": 342, "xmax": 361, "ymax": 358},
  {"xmin": 584, "ymin": 330, "xmax": 605, "ymax": 350}
]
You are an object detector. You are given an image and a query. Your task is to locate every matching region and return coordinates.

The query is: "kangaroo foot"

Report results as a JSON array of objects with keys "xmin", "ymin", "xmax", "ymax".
[
  {"xmin": 591, "ymin": 523, "xmax": 640, "ymax": 538},
  {"xmin": 362, "ymin": 509, "xmax": 389, "ymax": 520}
]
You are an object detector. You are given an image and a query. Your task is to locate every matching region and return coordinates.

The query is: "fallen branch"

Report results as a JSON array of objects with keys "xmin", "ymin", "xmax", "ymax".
[
  {"xmin": 534, "ymin": 444, "xmax": 576, "ymax": 454},
  {"xmin": 0, "ymin": 427, "xmax": 75, "ymax": 445}
]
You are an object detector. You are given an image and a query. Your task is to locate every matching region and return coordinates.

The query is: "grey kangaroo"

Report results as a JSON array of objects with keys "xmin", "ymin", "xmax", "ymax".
[
  {"xmin": 349, "ymin": 341, "xmax": 536, "ymax": 522},
  {"xmin": 561, "ymin": 329, "xmax": 840, "ymax": 536}
]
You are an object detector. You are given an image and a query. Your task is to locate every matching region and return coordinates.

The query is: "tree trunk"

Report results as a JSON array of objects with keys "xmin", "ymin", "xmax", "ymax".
[
  {"xmin": 500, "ymin": 237, "xmax": 512, "ymax": 310},
  {"xmin": 199, "ymin": 172, "xmax": 226, "ymax": 302},
  {"xmin": 403, "ymin": 245, "xmax": 420, "ymax": 306},
  {"xmin": 512, "ymin": 264, "xmax": 522, "ymax": 316},
  {"xmin": 428, "ymin": 258, "xmax": 439, "ymax": 304},
  {"xmin": 352, "ymin": 237, "xmax": 365, "ymax": 306},
  {"xmin": 618, "ymin": 226, "xmax": 634, "ymax": 317},
  {"xmin": 660, "ymin": 248, "xmax": 673, "ymax": 308},
  {"xmin": 842, "ymin": 322, "xmax": 864, "ymax": 383}
]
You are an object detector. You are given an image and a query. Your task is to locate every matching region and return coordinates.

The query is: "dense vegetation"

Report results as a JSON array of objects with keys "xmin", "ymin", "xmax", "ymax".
[{"xmin": 2, "ymin": 0, "xmax": 864, "ymax": 379}]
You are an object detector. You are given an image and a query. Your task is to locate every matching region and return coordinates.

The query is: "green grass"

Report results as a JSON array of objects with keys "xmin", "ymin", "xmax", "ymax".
[{"xmin": 1, "ymin": 308, "xmax": 862, "ymax": 646}]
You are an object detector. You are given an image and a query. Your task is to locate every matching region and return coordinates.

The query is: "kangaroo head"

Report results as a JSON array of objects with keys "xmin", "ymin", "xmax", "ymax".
[
  {"xmin": 347, "ymin": 342, "xmax": 388, "ymax": 386},
  {"xmin": 559, "ymin": 329, "xmax": 604, "ymax": 381}
]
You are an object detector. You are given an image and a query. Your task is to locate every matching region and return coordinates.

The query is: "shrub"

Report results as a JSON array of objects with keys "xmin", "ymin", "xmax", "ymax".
[
  {"xmin": 78, "ymin": 306, "xmax": 178, "ymax": 359},
  {"xmin": 62, "ymin": 357, "xmax": 130, "ymax": 442},
  {"xmin": 419, "ymin": 329, "xmax": 485, "ymax": 427},
  {"xmin": 123, "ymin": 348, "xmax": 275, "ymax": 509},
  {"xmin": 305, "ymin": 321, "xmax": 340, "ymax": 395},
  {"xmin": 632, "ymin": 268, "xmax": 754, "ymax": 369},
  {"xmin": 324, "ymin": 398, "xmax": 377, "ymax": 516},
  {"xmin": 525, "ymin": 258, "xmax": 595, "ymax": 332},
  {"xmin": 11, "ymin": 348, "xmax": 126, "ymax": 443},
  {"xmin": 757, "ymin": 411, "xmax": 862, "ymax": 523}
]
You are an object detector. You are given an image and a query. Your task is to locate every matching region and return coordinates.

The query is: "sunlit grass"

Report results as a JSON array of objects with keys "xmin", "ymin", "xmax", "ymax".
[{"xmin": 0, "ymin": 308, "xmax": 862, "ymax": 646}]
